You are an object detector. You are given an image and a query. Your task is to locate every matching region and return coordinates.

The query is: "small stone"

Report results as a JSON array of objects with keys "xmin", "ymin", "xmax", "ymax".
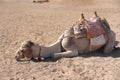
[
  {"xmin": 52, "ymin": 68, "xmax": 57, "ymax": 72},
  {"xmin": 33, "ymin": 77, "xmax": 36, "ymax": 79},
  {"xmin": 10, "ymin": 78, "xmax": 14, "ymax": 80}
]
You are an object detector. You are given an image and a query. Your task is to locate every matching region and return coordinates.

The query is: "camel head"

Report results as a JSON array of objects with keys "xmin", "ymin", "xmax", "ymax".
[
  {"xmin": 15, "ymin": 40, "xmax": 35, "ymax": 61},
  {"xmin": 73, "ymin": 22, "xmax": 87, "ymax": 39}
]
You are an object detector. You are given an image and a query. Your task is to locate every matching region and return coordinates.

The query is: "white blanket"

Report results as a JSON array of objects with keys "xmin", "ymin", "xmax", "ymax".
[
  {"xmin": 91, "ymin": 34, "xmax": 106, "ymax": 46},
  {"xmin": 90, "ymin": 34, "xmax": 106, "ymax": 51}
]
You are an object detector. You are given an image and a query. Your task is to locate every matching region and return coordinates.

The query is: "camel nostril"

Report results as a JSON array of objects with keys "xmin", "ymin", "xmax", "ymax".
[{"xmin": 15, "ymin": 57, "xmax": 20, "ymax": 61}]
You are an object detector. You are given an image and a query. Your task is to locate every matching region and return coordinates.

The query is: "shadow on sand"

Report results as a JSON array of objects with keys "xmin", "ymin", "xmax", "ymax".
[
  {"xmin": 79, "ymin": 47, "xmax": 120, "ymax": 58},
  {"xmin": 31, "ymin": 47, "xmax": 120, "ymax": 62}
]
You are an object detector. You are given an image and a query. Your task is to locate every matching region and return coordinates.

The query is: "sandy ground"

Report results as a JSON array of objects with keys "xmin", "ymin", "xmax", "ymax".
[{"xmin": 0, "ymin": 0, "xmax": 120, "ymax": 80}]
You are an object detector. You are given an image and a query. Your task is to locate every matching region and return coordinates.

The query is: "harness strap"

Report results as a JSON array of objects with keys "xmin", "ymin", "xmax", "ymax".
[
  {"xmin": 38, "ymin": 46, "xmax": 41, "ymax": 59},
  {"xmin": 63, "ymin": 34, "xmax": 86, "ymax": 39}
]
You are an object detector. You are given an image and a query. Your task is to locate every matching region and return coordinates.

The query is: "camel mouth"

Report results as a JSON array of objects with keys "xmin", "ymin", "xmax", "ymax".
[
  {"xmin": 15, "ymin": 56, "xmax": 30, "ymax": 62},
  {"xmin": 15, "ymin": 57, "xmax": 35, "ymax": 63},
  {"xmin": 16, "ymin": 58, "xmax": 30, "ymax": 62},
  {"xmin": 15, "ymin": 53, "xmax": 31, "ymax": 62}
]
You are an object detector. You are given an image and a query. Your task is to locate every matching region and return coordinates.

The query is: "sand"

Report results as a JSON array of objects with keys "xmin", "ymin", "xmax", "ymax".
[{"xmin": 0, "ymin": 0, "xmax": 120, "ymax": 80}]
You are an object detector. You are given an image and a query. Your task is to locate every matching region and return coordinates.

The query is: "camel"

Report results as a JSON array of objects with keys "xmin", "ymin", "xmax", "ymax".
[
  {"xmin": 15, "ymin": 12, "xmax": 119, "ymax": 61},
  {"xmin": 33, "ymin": 0, "xmax": 49, "ymax": 3}
]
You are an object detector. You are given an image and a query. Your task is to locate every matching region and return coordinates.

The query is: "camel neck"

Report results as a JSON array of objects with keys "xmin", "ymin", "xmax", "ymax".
[{"xmin": 40, "ymin": 41, "xmax": 61, "ymax": 58}]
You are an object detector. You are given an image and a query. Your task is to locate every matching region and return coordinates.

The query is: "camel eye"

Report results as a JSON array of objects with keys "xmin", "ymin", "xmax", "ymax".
[{"xmin": 21, "ymin": 50, "xmax": 24, "ymax": 53}]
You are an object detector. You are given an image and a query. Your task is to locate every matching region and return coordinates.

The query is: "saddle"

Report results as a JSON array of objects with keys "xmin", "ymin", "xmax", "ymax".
[{"xmin": 78, "ymin": 12, "xmax": 107, "ymax": 39}]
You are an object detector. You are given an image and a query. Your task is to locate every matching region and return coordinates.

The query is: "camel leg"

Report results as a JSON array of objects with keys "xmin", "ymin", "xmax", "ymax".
[
  {"xmin": 40, "ymin": 33, "xmax": 65, "ymax": 58},
  {"xmin": 53, "ymin": 49, "xmax": 78, "ymax": 58},
  {"xmin": 104, "ymin": 30, "xmax": 116, "ymax": 53}
]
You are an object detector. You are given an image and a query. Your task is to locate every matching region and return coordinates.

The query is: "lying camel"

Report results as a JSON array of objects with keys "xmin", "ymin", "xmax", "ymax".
[
  {"xmin": 15, "ymin": 12, "xmax": 119, "ymax": 61},
  {"xmin": 33, "ymin": 0, "xmax": 49, "ymax": 3}
]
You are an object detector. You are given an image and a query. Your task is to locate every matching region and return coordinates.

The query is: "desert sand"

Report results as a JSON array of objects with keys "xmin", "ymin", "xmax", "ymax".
[{"xmin": 0, "ymin": 0, "xmax": 120, "ymax": 80}]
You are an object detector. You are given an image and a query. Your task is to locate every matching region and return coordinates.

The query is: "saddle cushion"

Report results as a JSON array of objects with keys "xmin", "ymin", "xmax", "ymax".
[
  {"xmin": 83, "ymin": 17, "xmax": 106, "ymax": 38},
  {"xmin": 91, "ymin": 34, "xmax": 106, "ymax": 46}
]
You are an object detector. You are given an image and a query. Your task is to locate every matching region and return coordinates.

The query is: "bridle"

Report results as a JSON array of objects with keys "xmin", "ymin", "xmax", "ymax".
[{"xmin": 30, "ymin": 45, "xmax": 42, "ymax": 62}]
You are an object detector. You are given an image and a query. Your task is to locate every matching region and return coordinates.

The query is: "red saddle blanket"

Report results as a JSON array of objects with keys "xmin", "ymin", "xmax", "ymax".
[{"xmin": 83, "ymin": 17, "xmax": 106, "ymax": 38}]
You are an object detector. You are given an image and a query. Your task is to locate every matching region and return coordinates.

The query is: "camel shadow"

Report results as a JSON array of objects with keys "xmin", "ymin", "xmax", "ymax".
[
  {"xmin": 79, "ymin": 47, "xmax": 120, "ymax": 58},
  {"xmin": 31, "ymin": 47, "xmax": 120, "ymax": 62},
  {"xmin": 31, "ymin": 57, "xmax": 58, "ymax": 62}
]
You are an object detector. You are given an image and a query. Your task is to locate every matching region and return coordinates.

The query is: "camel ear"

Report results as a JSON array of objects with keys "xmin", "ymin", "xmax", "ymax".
[
  {"xmin": 94, "ymin": 11, "xmax": 98, "ymax": 17},
  {"xmin": 27, "ymin": 41, "xmax": 34, "ymax": 48}
]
